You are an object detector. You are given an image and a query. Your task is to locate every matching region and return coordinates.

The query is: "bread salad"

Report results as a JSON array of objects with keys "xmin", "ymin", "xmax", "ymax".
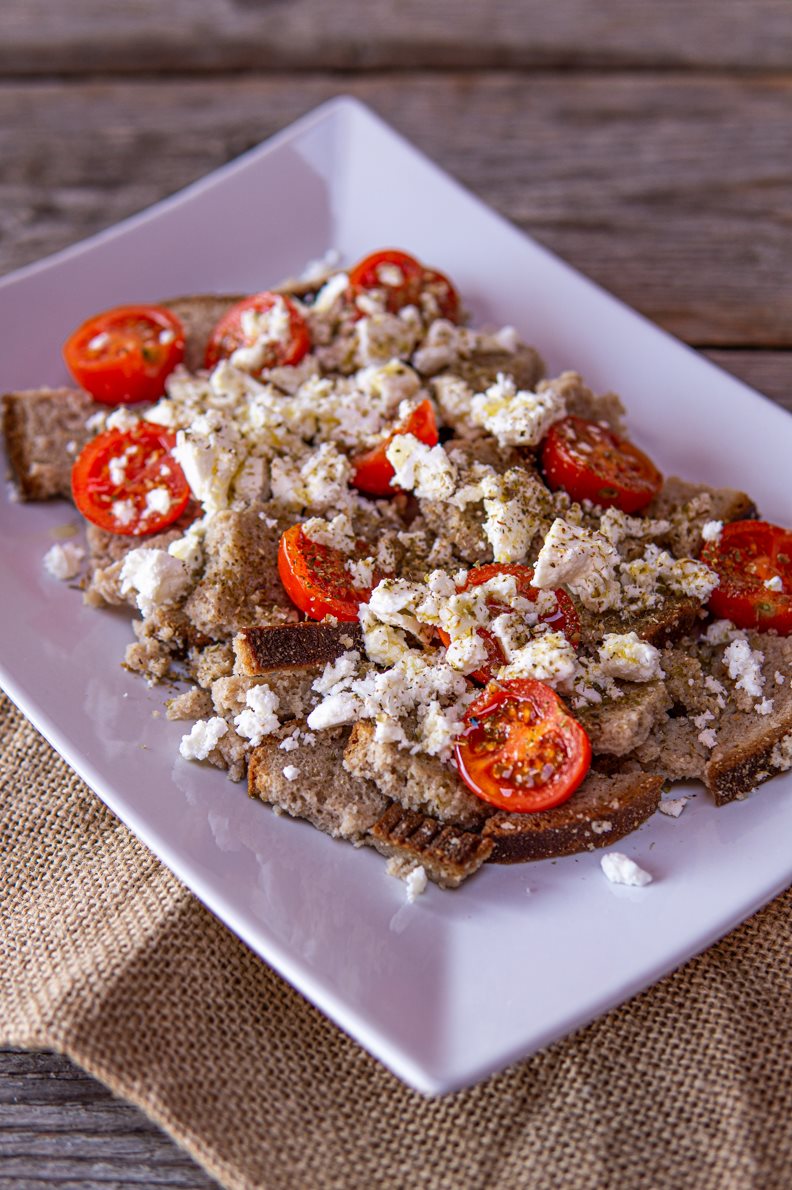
[{"xmin": 4, "ymin": 249, "xmax": 791, "ymax": 893}]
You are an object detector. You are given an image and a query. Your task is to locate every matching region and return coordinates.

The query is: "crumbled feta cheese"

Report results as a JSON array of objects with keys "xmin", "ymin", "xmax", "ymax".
[
  {"xmin": 405, "ymin": 865, "xmax": 428, "ymax": 902},
  {"xmin": 533, "ymin": 518, "xmax": 621, "ymax": 612},
  {"xmin": 233, "ymin": 684, "xmax": 280, "ymax": 746},
  {"xmin": 385, "ymin": 433, "xmax": 457, "ymax": 500},
  {"xmin": 498, "ymin": 631, "xmax": 578, "ymax": 687},
  {"xmin": 119, "ymin": 548, "xmax": 191, "ymax": 617},
  {"xmin": 173, "ymin": 411, "xmax": 245, "ymax": 516},
  {"xmin": 469, "ymin": 372, "xmax": 566, "ymax": 447},
  {"xmin": 701, "ymin": 520, "xmax": 723, "ymax": 544},
  {"xmin": 600, "ymin": 852, "xmax": 653, "ymax": 886},
  {"xmin": 770, "ymin": 733, "xmax": 792, "ymax": 771},
  {"xmin": 755, "ymin": 698, "xmax": 774, "ymax": 716},
  {"xmin": 105, "ymin": 407, "xmax": 139, "ymax": 433},
  {"xmin": 306, "ymin": 691, "xmax": 361, "ymax": 731},
  {"xmin": 345, "ymin": 556, "xmax": 376, "ymax": 589},
  {"xmin": 179, "ymin": 717, "xmax": 229, "ymax": 760},
  {"xmin": 764, "ymin": 575, "xmax": 784, "ymax": 592},
  {"xmin": 111, "ymin": 499, "xmax": 137, "ymax": 528},
  {"xmin": 659, "ymin": 797, "xmax": 689, "ymax": 817},
  {"xmin": 282, "ymin": 765, "xmax": 301, "ymax": 782},
  {"xmin": 144, "ymin": 486, "xmax": 173, "ymax": 517},
  {"xmin": 698, "ymin": 728, "xmax": 718, "ymax": 749},
  {"xmin": 598, "ymin": 633, "xmax": 664, "ymax": 682},
  {"xmin": 724, "ymin": 637, "xmax": 765, "ymax": 699},
  {"xmin": 43, "ymin": 541, "xmax": 85, "ymax": 581},
  {"xmin": 303, "ymin": 513, "xmax": 356, "ymax": 553}
]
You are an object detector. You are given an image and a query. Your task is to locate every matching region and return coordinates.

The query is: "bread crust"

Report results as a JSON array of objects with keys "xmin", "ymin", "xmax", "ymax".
[
  {"xmin": 367, "ymin": 802, "xmax": 493, "ymax": 888},
  {"xmin": 482, "ymin": 771, "xmax": 663, "ymax": 862},
  {"xmin": 235, "ymin": 623, "xmax": 363, "ymax": 676}
]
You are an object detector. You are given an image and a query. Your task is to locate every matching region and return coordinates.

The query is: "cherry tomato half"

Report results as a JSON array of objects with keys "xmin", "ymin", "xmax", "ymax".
[
  {"xmin": 437, "ymin": 564, "xmax": 580, "ymax": 682},
  {"xmin": 701, "ymin": 520, "xmax": 792, "ymax": 634},
  {"xmin": 71, "ymin": 422, "xmax": 191, "ymax": 536},
  {"xmin": 454, "ymin": 679, "xmax": 591, "ymax": 813},
  {"xmin": 204, "ymin": 292, "xmax": 311, "ymax": 374},
  {"xmin": 278, "ymin": 524, "xmax": 378, "ymax": 622},
  {"xmin": 348, "ymin": 249, "xmax": 424, "ymax": 314},
  {"xmin": 351, "ymin": 399, "xmax": 439, "ymax": 497},
  {"xmin": 541, "ymin": 415, "xmax": 663, "ymax": 514},
  {"xmin": 63, "ymin": 304, "xmax": 185, "ymax": 405}
]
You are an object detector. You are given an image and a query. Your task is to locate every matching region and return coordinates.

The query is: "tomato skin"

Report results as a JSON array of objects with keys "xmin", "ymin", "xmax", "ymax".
[
  {"xmin": 278, "ymin": 524, "xmax": 376, "ymax": 622},
  {"xmin": 437, "ymin": 564, "xmax": 580, "ymax": 683},
  {"xmin": 351, "ymin": 400, "xmax": 439, "ymax": 497},
  {"xmin": 204, "ymin": 292, "xmax": 311, "ymax": 373},
  {"xmin": 71, "ymin": 422, "xmax": 190, "ymax": 536},
  {"xmin": 348, "ymin": 249, "xmax": 424, "ymax": 314},
  {"xmin": 63, "ymin": 305, "xmax": 185, "ymax": 405},
  {"xmin": 541, "ymin": 415, "xmax": 663, "ymax": 513},
  {"xmin": 701, "ymin": 520, "xmax": 792, "ymax": 634},
  {"xmin": 454, "ymin": 679, "xmax": 591, "ymax": 813}
]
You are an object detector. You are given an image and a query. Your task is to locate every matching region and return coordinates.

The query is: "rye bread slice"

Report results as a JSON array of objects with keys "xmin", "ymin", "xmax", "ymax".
[
  {"xmin": 234, "ymin": 622, "xmax": 363, "ymax": 676},
  {"xmin": 367, "ymin": 802, "xmax": 493, "ymax": 889},
  {"xmin": 703, "ymin": 635, "xmax": 792, "ymax": 805},
  {"xmin": 2, "ymin": 387, "xmax": 98, "ymax": 500},
  {"xmin": 343, "ymin": 721, "xmax": 489, "ymax": 830},
  {"xmin": 248, "ymin": 723, "xmax": 388, "ymax": 840},
  {"xmin": 482, "ymin": 770, "xmax": 663, "ymax": 862}
]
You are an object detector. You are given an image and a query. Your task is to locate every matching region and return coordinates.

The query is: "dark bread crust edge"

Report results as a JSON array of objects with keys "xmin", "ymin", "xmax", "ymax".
[
  {"xmin": 367, "ymin": 802, "xmax": 493, "ymax": 888},
  {"xmin": 705, "ymin": 716, "xmax": 792, "ymax": 806},
  {"xmin": 482, "ymin": 772, "xmax": 663, "ymax": 863},
  {"xmin": 235, "ymin": 623, "xmax": 363, "ymax": 675}
]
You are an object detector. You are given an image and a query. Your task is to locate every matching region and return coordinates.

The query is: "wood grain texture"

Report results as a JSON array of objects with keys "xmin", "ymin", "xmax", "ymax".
[
  {"xmin": 1, "ymin": 73, "xmax": 792, "ymax": 346},
  {"xmin": 0, "ymin": 1049, "xmax": 220, "ymax": 1188},
  {"xmin": 2, "ymin": 0, "xmax": 792, "ymax": 72}
]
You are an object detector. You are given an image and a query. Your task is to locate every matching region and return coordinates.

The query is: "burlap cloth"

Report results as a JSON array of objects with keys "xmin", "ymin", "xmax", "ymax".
[{"xmin": 1, "ymin": 687, "xmax": 790, "ymax": 1189}]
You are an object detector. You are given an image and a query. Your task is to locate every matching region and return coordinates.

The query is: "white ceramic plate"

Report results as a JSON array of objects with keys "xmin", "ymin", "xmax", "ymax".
[{"xmin": 1, "ymin": 97, "xmax": 790, "ymax": 1096}]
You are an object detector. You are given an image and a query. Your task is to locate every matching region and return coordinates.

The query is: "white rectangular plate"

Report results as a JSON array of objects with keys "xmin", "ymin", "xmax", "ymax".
[{"xmin": 1, "ymin": 97, "xmax": 790, "ymax": 1095}]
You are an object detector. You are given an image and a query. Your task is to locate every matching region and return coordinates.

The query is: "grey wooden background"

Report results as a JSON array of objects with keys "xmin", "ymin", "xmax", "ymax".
[{"xmin": 1, "ymin": 1, "xmax": 791, "ymax": 1185}]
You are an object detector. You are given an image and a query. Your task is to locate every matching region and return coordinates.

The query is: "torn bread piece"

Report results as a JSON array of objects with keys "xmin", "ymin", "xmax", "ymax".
[
  {"xmin": 344, "ymin": 722, "xmax": 490, "ymax": 830},
  {"xmin": 367, "ymin": 803, "xmax": 493, "ymax": 889},
  {"xmin": 2, "ymin": 387, "xmax": 98, "ymax": 500},
  {"xmin": 248, "ymin": 723, "xmax": 388, "ymax": 841}
]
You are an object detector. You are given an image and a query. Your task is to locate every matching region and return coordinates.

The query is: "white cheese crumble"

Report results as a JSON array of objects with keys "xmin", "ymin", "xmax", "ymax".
[
  {"xmin": 43, "ymin": 541, "xmax": 85, "ymax": 581},
  {"xmin": 701, "ymin": 520, "xmax": 723, "ymax": 544},
  {"xmin": 469, "ymin": 373, "xmax": 566, "ymax": 447},
  {"xmin": 597, "ymin": 633, "xmax": 664, "ymax": 683},
  {"xmin": 659, "ymin": 797, "xmax": 689, "ymax": 817},
  {"xmin": 600, "ymin": 852, "xmax": 653, "ymax": 887},
  {"xmin": 764, "ymin": 575, "xmax": 784, "ymax": 591},
  {"xmin": 282, "ymin": 765, "xmax": 301, "ymax": 782},
  {"xmin": 119, "ymin": 548, "xmax": 191, "ymax": 617},
  {"xmin": 533, "ymin": 518, "xmax": 621, "ymax": 612},
  {"xmin": 405, "ymin": 865, "xmax": 428, "ymax": 902},
  {"xmin": 179, "ymin": 717, "xmax": 229, "ymax": 761},
  {"xmin": 385, "ymin": 433, "xmax": 457, "ymax": 500},
  {"xmin": 723, "ymin": 637, "xmax": 765, "ymax": 699},
  {"xmin": 233, "ymin": 684, "xmax": 280, "ymax": 746}
]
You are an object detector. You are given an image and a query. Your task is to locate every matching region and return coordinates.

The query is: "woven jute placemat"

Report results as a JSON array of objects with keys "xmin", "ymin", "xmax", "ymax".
[{"xmin": 1, "ymin": 687, "xmax": 790, "ymax": 1190}]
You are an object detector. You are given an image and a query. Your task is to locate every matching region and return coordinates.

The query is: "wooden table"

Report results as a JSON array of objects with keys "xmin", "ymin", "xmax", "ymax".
[{"xmin": 1, "ymin": 2, "xmax": 790, "ymax": 1185}]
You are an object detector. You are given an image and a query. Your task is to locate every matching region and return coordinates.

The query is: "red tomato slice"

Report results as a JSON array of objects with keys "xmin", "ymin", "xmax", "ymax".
[
  {"xmin": 63, "ymin": 304, "xmax": 185, "ymax": 405},
  {"xmin": 701, "ymin": 520, "xmax": 792, "ymax": 634},
  {"xmin": 351, "ymin": 400, "xmax": 439, "ymax": 497},
  {"xmin": 541, "ymin": 415, "xmax": 663, "ymax": 513},
  {"xmin": 71, "ymin": 422, "xmax": 190, "ymax": 536},
  {"xmin": 204, "ymin": 292, "xmax": 311, "ymax": 373},
  {"xmin": 454, "ymin": 679, "xmax": 591, "ymax": 813},
  {"xmin": 420, "ymin": 267, "xmax": 461, "ymax": 323},
  {"xmin": 348, "ymin": 249, "xmax": 424, "ymax": 314},
  {"xmin": 278, "ymin": 524, "xmax": 378, "ymax": 622},
  {"xmin": 437, "ymin": 563, "xmax": 580, "ymax": 682}
]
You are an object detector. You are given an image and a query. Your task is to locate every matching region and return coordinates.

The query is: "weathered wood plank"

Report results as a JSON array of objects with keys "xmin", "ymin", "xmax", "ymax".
[
  {"xmin": 0, "ymin": 1049, "xmax": 220, "ymax": 1189},
  {"xmin": 1, "ymin": 74, "xmax": 791, "ymax": 346},
  {"xmin": 2, "ymin": 0, "xmax": 792, "ymax": 72}
]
